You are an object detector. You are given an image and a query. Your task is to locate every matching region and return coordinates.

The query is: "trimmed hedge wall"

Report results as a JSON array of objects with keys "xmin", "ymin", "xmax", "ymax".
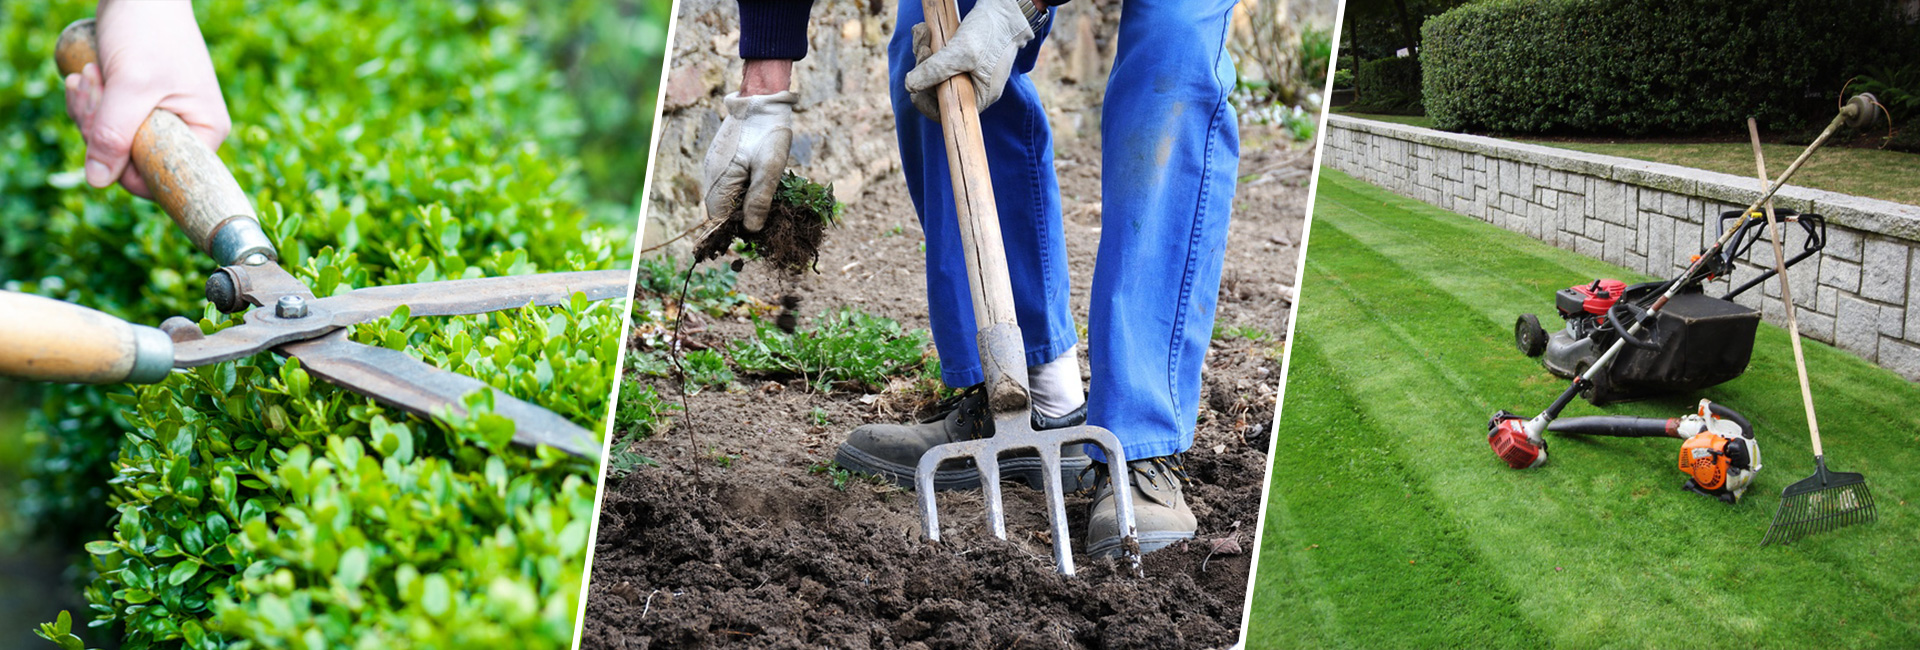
[
  {"xmin": 1356, "ymin": 56, "xmax": 1424, "ymax": 112},
  {"xmin": 1423, "ymin": 0, "xmax": 1916, "ymax": 134}
]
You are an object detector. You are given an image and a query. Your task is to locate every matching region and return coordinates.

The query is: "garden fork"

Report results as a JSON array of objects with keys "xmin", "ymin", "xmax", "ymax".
[{"xmin": 911, "ymin": 0, "xmax": 1140, "ymax": 577}]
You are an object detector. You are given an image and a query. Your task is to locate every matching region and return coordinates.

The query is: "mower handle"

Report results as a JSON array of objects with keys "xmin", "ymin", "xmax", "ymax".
[
  {"xmin": 1720, "ymin": 213, "xmax": 1827, "ymax": 301},
  {"xmin": 1606, "ymin": 301, "xmax": 1660, "ymax": 350}
]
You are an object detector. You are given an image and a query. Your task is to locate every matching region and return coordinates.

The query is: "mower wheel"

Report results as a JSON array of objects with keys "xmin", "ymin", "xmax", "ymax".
[{"xmin": 1515, "ymin": 314, "xmax": 1548, "ymax": 357}]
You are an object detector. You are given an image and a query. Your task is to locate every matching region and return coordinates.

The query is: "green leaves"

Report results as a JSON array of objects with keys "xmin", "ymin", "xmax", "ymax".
[
  {"xmin": 1421, "ymin": 0, "xmax": 1916, "ymax": 135},
  {"xmin": 729, "ymin": 310, "xmax": 934, "ymax": 393}
]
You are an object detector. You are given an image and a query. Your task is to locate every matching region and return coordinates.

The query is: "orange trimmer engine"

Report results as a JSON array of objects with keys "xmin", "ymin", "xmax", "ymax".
[{"xmin": 1680, "ymin": 431, "xmax": 1734, "ymax": 491}]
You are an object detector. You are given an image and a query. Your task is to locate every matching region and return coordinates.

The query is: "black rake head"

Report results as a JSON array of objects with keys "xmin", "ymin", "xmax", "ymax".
[{"xmin": 1761, "ymin": 456, "xmax": 1876, "ymax": 546}]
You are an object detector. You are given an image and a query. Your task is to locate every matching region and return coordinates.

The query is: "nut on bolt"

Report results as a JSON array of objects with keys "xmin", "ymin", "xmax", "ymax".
[{"xmin": 275, "ymin": 295, "xmax": 309, "ymax": 319}]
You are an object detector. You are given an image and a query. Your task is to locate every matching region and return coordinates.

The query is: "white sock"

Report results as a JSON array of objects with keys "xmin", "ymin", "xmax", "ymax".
[{"xmin": 1028, "ymin": 345, "xmax": 1087, "ymax": 420}]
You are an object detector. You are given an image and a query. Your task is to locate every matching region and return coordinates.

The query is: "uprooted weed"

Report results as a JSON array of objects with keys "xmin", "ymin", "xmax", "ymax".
[{"xmin": 694, "ymin": 172, "xmax": 841, "ymax": 275}]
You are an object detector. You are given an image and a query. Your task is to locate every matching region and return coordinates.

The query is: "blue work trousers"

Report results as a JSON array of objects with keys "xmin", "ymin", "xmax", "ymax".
[{"xmin": 888, "ymin": 0, "xmax": 1239, "ymax": 462}]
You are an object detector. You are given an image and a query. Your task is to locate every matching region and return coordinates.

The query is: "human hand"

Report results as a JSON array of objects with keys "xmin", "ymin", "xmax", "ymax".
[
  {"xmin": 904, "ymin": 0, "xmax": 1036, "ymax": 122},
  {"xmin": 702, "ymin": 62, "xmax": 797, "ymax": 233},
  {"xmin": 62, "ymin": 0, "xmax": 230, "ymax": 199}
]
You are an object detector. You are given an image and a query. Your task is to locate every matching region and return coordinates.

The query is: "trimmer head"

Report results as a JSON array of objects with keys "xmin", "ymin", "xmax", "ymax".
[{"xmin": 917, "ymin": 418, "xmax": 1141, "ymax": 576}]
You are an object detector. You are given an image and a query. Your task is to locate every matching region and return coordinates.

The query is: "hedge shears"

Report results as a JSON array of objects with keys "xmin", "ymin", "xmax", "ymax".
[{"xmin": 0, "ymin": 19, "xmax": 624, "ymax": 460}]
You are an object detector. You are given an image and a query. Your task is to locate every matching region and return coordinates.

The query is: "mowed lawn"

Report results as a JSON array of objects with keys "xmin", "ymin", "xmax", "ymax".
[{"xmin": 1246, "ymin": 170, "xmax": 1920, "ymax": 649}]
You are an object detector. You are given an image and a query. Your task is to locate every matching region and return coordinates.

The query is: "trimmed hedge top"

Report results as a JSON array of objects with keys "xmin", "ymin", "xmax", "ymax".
[
  {"xmin": 2, "ymin": 0, "xmax": 650, "ymax": 648},
  {"xmin": 1422, "ymin": 0, "xmax": 1915, "ymax": 135}
]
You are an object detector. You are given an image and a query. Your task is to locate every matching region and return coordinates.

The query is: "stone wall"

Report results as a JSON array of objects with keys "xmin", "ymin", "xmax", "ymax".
[{"xmin": 1323, "ymin": 114, "xmax": 1920, "ymax": 380}]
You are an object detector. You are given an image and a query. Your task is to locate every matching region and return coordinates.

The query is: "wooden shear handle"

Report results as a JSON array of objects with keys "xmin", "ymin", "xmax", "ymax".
[
  {"xmin": 0, "ymin": 291, "xmax": 173, "ymax": 384},
  {"xmin": 55, "ymin": 18, "xmax": 276, "ymax": 267}
]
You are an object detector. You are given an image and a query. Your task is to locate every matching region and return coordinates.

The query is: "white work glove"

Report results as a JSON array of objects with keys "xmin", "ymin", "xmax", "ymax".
[
  {"xmin": 702, "ymin": 90, "xmax": 798, "ymax": 232},
  {"xmin": 904, "ymin": 0, "xmax": 1036, "ymax": 122}
]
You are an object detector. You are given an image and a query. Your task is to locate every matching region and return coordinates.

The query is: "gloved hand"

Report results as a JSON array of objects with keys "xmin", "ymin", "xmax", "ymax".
[
  {"xmin": 702, "ymin": 90, "xmax": 798, "ymax": 232},
  {"xmin": 62, "ymin": 0, "xmax": 230, "ymax": 199},
  {"xmin": 904, "ymin": 0, "xmax": 1036, "ymax": 122}
]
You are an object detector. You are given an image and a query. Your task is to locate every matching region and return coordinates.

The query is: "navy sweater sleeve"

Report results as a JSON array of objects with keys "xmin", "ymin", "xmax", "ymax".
[{"xmin": 737, "ymin": 0, "xmax": 816, "ymax": 60}]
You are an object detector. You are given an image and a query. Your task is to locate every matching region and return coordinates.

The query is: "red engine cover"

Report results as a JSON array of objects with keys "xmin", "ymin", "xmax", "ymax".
[
  {"xmin": 1488, "ymin": 417, "xmax": 1547, "ymax": 469},
  {"xmin": 1573, "ymin": 279, "xmax": 1627, "ymax": 315}
]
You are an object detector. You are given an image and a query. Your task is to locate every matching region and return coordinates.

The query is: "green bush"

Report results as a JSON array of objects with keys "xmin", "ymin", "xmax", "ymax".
[
  {"xmin": 2, "ymin": 0, "xmax": 659, "ymax": 647},
  {"xmin": 1355, "ymin": 56, "xmax": 1423, "ymax": 113},
  {"xmin": 1422, "ymin": 0, "xmax": 1917, "ymax": 134}
]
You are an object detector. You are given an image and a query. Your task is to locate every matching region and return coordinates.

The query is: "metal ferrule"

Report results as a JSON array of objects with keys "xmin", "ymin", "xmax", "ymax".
[
  {"xmin": 210, "ymin": 218, "xmax": 279, "ymax": 267},
  {"xmin": 126, "ymin": 324, "xmax": 176, "ymax": 384}
]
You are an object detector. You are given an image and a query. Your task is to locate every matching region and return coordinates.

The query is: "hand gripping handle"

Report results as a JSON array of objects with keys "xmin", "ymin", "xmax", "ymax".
[
  {"xmin": 55, "ymin": 18, "xmax": 276, "ymax": 266},
  {"xmin": 0, "ymin": 291, "xmax": 173, "ymax": 384}
]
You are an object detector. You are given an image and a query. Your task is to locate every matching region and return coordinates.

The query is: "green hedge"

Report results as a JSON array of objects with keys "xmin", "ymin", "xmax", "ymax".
[
  {"xmin": 1356, "ymin": 56, "xmax": 1424, "ymax": 112},
  {"xmin": 1, "ymin": 1, "xmax": 656, "ymax": 647},
  {"xmin": 1422, "ymin": 0, "xmax": 1916, "ymax": 134}
]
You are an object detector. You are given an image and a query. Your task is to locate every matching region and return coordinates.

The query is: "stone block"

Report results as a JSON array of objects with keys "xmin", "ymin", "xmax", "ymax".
[
  {"xmin": 1880, "ymin": 338, "xmax": 1920, "ymax": 381},
  {"xmin": 1860, "ymin": 237, "xmax": 1909, "ymax": 304},
  {"xmin": 1819, "ymin": 257, "xmax": 1862, "ymax": 294},
  {"xmin": 1824, "ymin": 226, "xmax": 1863, "ymax": 261},
  {"xmin": 1836, "ymin": 295, "xmax": 1881, "ymax": 360}
]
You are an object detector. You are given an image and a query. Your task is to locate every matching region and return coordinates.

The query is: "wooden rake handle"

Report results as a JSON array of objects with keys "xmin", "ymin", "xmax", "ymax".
[
  {"xmin": 56, "ymin": 18, "xmax": 276, "ymax": 267},
  {"xmin": 0, "ymin": 291, "xmax": 173, "ymax": 384},
  {"xmin": 920, "ymin": 0, "xmax": 1029, "ymax": 410}
]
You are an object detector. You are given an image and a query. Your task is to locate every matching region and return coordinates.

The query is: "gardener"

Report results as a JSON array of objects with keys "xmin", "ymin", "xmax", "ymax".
[
  {"xmin": 704, "ymin": 0, "xmax": 1238, "ymax": 557},
  {"xmin": 60, "ymin": 0, "xmax": 229, "ymax": 200}
]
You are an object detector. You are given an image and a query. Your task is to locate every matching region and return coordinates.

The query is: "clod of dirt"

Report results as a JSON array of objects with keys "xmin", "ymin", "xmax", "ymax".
[{"xmin": 696, "ymin": 172, "xmax": 840, "ymax": 276}]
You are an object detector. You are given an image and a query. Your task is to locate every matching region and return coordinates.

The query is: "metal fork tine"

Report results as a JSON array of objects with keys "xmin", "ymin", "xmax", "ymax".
[
  {"xmin": 914, "ymin": 422, "xmax": 1139, "ymax": 576},
  {"xmin": 1039, "ymin": 444, "xmax": 1074, "ymax": 575},
  {"xmin": 980, "ymin": 448, "xmax": 1007, "ymax": 539}
]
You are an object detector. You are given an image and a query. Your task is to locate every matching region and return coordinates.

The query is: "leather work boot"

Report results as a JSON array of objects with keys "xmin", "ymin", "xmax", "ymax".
[
  {"xmin": 833, "ymin": 384, "xmax": 1093, "ymax": 491},
  {"xmin": 1086, "ymin": 454, "xmax": 1198, "ymax": 558}
]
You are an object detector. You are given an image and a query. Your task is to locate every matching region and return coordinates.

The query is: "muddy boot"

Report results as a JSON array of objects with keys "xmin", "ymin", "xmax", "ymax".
[
  {"xmin": 1085, "ymin": 454, "xmax": 1198, "ymax": 558},
  {"xmin": 833, "ymin": 384, "xmax": 1093, "ymax": 491}
]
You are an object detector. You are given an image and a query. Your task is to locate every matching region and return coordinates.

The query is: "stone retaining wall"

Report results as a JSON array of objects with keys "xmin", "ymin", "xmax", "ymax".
[{"xmin": 1322, "ymin": 114, "xmax": 1920, "ymax": 380}]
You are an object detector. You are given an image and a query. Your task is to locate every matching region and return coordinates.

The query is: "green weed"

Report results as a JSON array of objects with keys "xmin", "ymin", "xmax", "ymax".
[
  {"xmin": 808, "ymin": 461, "xmax": 884, "ymax": 492},
  {"xmin": 729, "ymin": 310, "xmax": 932, "ymax": 392},
  {"xmin": 807, "ymin": 407, "xmax": 832, "ymax": 427},
  {"xmin": 680, "ymin": 349, "xmax": 735, "ymax": 392}
]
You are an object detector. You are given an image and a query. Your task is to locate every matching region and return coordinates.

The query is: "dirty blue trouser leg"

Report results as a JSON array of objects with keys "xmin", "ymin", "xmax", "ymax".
[
  {"xmin": 888, "ymin": 0, "xmax": 1074, "ymax": 388},
  {"xmin": 1087, "ymin": 0, "xmax": 1240, "ymax": 462}
]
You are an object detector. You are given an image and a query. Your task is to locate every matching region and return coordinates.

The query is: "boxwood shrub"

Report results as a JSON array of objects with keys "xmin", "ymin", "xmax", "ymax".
[
  {"xmin": 1, "ymin": 0, "xmax": 656, "ymax": 647},
  {"xmin": 1422, "ymin": 0, "xmax": 1916, "ymax": 134}
]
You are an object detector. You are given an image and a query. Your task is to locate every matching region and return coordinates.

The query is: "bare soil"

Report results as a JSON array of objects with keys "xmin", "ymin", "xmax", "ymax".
[{"xmin": 583, "ymin": 121, "xmax": 1308, "ymax": 649}]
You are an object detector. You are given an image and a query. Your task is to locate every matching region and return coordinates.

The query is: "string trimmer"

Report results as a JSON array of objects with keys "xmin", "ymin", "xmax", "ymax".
[
  {"xmin": 1490, "ymin": 93, "xmax": 1881, "ymax": 468},
  {"xmin": 1491, "ymin": 399, "xmax": 1762, "ymax": 504}
]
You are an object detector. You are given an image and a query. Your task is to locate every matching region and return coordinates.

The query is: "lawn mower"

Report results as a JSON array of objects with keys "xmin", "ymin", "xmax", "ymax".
[
  {"xmin": 1513, "ymin": 208, "xmax": 1827, "ymax": 405},
  {"xmin": 1488, "ymin": 399, "xmax": 1762, "ymax": 503}
]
